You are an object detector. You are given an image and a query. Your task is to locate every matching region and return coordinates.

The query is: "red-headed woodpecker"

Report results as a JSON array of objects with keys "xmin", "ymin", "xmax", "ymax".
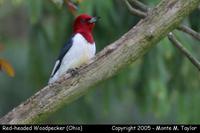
[{"xmin": 48, "ymin": 14, "xmax": 99, "ymax": 84}]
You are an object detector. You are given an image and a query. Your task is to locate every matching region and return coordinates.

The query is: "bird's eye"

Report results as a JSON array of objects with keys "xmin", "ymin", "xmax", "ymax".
[{"xmin": 80, "ymin": 19, "xmax": 86, "ymax": 24}]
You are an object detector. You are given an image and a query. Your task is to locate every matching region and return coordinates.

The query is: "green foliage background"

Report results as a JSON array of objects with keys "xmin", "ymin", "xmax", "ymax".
[{"xmin": 0, "ymin": 0, "xmax": 200, "ymax": 123}]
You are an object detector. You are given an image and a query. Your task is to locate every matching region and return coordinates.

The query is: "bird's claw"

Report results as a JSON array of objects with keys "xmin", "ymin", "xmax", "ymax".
[{"xmin": 67, "ymin": 68, "xmax": 79, "ymax": 76}]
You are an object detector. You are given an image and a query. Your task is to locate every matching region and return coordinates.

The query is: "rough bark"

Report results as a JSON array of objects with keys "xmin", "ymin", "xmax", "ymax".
[{"xmin": 0, "ymin": 0, "xmax": 200, "ymax": 124}]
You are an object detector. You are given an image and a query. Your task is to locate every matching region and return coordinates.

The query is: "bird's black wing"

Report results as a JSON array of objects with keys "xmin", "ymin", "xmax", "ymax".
[{"xmin": 50, "ymin": 35, "xmax": 74, "ymax": 77}]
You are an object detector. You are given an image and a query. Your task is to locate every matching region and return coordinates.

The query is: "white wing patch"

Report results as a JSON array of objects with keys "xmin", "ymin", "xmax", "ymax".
[
  {"xmin": 48, "ymin": 33, "xmax": 96, "ymax": 84},
  {"xmin": 50, "ymin": 60, "xmax": 60, "ymax": 77}
]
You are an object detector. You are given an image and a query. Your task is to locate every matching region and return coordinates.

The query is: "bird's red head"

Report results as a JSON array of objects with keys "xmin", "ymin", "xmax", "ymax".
[{"xmin": 73, "ymin": 14, "xmax": 99, "ymax": 44}]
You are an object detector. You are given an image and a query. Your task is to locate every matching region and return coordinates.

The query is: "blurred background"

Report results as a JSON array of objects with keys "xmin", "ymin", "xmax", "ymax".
[{"xmin": 0, "ymin": 0, "xmax": 200, "ymax": 124}]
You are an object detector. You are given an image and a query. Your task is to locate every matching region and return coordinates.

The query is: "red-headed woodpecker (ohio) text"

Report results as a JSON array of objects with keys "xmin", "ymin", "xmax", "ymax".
[{"xmin": 48, "ymin": 14, "xmax": 99, "ymax": 84}]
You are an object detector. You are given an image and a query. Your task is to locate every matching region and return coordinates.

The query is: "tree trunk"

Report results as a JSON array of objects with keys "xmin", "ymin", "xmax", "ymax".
[{"xmin": 0, "ymin": 0, "xmax": 200, "ymax": 124}]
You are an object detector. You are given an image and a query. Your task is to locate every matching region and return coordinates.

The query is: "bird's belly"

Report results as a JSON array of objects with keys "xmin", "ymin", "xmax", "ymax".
[
  {"xmin": 59, "ymin": 43, "xmax": 95, "ymax": 75},
  {"xmin": 70, "ymin": 51, "xmax": 90, "ymax": 68}
]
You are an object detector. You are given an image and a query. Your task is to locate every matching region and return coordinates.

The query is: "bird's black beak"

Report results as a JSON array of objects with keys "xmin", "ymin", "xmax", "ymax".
[{"xmin": 88, "ymin": 16, "xmax": 100, "ymax": 23}]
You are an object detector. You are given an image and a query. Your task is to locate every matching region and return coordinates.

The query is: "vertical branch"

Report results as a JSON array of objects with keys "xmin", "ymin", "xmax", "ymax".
[
  {"xmin": 123, "ymin": 0, "xmax": 147, "ymax": 17},
  {"xmin": 177, "ymin": 25, "xmax": 200, "ymax": 41},
  {"xmin": 129, "ymin": 0, "xmax": 149, "ymax": 12},
  {"xmin": 168, "ymin": 33, "xmax": 200, "ymax": 71}
]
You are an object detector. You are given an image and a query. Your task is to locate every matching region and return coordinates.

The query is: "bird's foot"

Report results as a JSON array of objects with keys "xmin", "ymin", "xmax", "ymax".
[
  {"xmin": 48, "ymin": 82, "xmax": 54, "ymax": 87},
  {"xmin": 67, "ymin": 68, "xmax": 79, "ymax": 77}
]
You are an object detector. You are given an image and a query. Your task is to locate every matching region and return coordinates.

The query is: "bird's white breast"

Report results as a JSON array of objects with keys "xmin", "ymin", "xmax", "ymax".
[
  {"xmin": 61, "ymin": 33, "xmax": 96, "ymax": 69},
  {"xmin": 49, "ymin": 33, "xmax": 96, "ymax": 84}
]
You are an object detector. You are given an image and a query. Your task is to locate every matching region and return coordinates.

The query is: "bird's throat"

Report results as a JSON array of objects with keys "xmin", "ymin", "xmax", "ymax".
[{"xmin": 74, "ymin": 30, "xmax": 94, "ymax": 44}]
